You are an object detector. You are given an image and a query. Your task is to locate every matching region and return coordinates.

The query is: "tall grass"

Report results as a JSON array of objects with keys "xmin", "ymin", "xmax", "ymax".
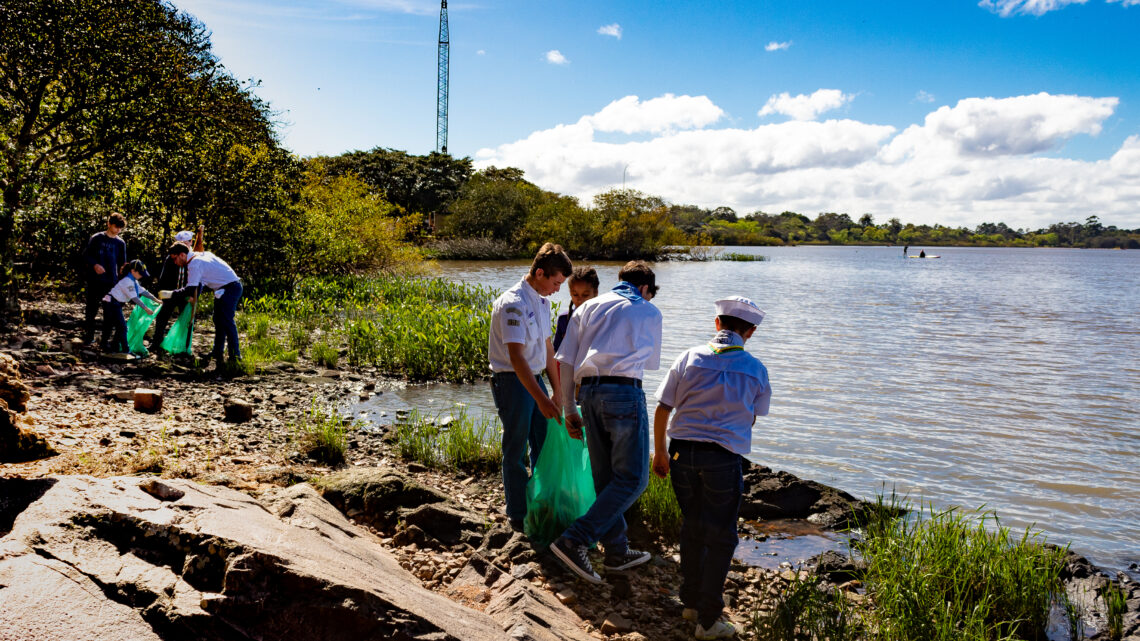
[
  {"xmin": 394, "ymin": 406, "xmax": 502, "ymax": 475},
  {"xmin": 717, "ymin": 251, "xmax": 767, "ymax": 262},
  {"xmin": 243, "ymin": 274, "xmax": 494, "ymax": 382},
  {"xmin": 633, "ymin": 471, "xmax": 683, "ymax": 535},
  {"xmin": 292, "ymin": 402, "xmax": 350, "ymax": 466},
  {"xmin": 749, "ymin": 570, "xmax": 865, "ymax": 641},
  {"xmin": 849, "ymin": 494, "xmax": 1079, "ymax": 641}
]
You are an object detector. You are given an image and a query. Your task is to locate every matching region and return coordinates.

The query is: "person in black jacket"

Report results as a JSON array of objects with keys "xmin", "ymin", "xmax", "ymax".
[
  {"xmin": 82, "ymin": 213, "xmax": 127, "ymax": 347},
  {"xmin": 149, "ymin": 231, "xmax": 194, "ymax": 354}
]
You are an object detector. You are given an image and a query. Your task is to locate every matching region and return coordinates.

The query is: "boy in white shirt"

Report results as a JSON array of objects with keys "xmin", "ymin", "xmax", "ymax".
[
  {"xmin": 551, "ymin": 261, "xmax": 662, "ymax": 583},
  {"xmin": 102, "ymin": 259, "xmax": 161, "ymax": 354},
  {"xmin": 489, "ymin": 242, "xmax": 573, "ymax": 531},
  {"xmin": 652, "ymin": 296, "xmax": 771, "ymax": 640}
]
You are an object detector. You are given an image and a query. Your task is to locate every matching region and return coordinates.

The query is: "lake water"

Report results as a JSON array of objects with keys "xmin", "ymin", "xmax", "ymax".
[{"xmin": 353, "ymin": 246, "xmax": 1140, "ymax": 576}]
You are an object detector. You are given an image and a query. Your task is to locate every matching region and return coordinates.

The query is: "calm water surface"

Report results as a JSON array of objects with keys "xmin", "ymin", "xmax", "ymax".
[{"xmin": 355, "ymin": 246, "xmax": 1140, "ymax": 575}]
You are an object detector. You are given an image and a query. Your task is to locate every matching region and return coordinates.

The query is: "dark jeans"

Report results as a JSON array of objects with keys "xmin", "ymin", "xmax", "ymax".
[
  {"xmin": 102, "ymin": 300, "xmax": 128, "ymax": 353},
  {"xmin": 562, "ymin": 382, "xmax": 649, "ymax": 550},
  {"xmin": 490, "ymin": 371, "xmax": 549, "ymax": 522},
  {"xmin": 84, "ymin": 279, "xmax": 113, "ymax": 344},
  {"xmin": 209, "ymin": 281, "xmax": 243, "ymax": 363},
  {"xmin": 149, "ymin": 300, "xmax": 183, "ymax": 350},
  {"xmin": 669, "ymin": 439, "xmax": 743, "ymax": 628}
]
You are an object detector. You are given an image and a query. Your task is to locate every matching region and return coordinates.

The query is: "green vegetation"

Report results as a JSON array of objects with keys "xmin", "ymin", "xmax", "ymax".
[
  {"xmin": 1104, "ymin": 581, "xmax": 1127, "ymax": 641},
  {"xmin": 633, "ymin": 472, "xmax": 683, "ymax": 535},
  {"xmin": 749, "ymin": 571, "xmax": 865, "ymax": 641},
  {"xmin": 717, "ymin": 251, "xmax": 767, "ymax": 262},
  {"xmin": 309, "ymin": 341, "xmax": 339, "ymax": 369},
  {"xmin": 394, "ymin": 407, "xmax": 502, "ymax": 475},
  {"xmin": 292, "ymin": 403, "xmax": 351, "ymax": 466}
]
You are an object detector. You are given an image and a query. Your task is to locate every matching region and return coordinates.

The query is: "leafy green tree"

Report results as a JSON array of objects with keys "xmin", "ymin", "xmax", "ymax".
[
  {"xmin": 325, "ymin": 147, "xmax": 472, "ymax": 220},
  {"xmin": 591, "ymin": 189, "xmax": 686, "ymax": 259},
  {"xmin": 441, "ymin": 167, "xmax": 543, "ymax": 241},
  {"xmin": 0, "ymin": 0, "xmax": 238, "ymax": 312}
]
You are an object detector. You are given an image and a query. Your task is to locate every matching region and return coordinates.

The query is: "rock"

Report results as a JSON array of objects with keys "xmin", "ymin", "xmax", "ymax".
[
  {"xmin": 808, "ymin": 550, "xmax": 865, "ymax": 583},
  {"xmin": 450, "ymin": 552, "xmax": 594, "ymax": 641},
  {"xmin": 600, "ymin": 613, "xmax": 633, "ymax": 635},
  {"xmin": 0, "ymin": 476, "xmax": 509, "ymax": 640},
  {"xmin": 223, "ymin": 398, "xmax": 254, "ymax": 423},
  {"xmin": 132, "ymin": 388, "xmax": 163, "ymax": 414},
  {"xmin": 402, "ymin": 502, "xmax": 487, "ymax": 547},
  {"xmin": 556, "ymin": 589, "xmax": 578, "ymax": 605},
  {"xmin": 739, "ymin": 461, "xmax": 887, "ymax": 528},
  {"xmin": 34, "ymin": 364, "xmax": 57, "ymax": 376},
  {"xmin": 63, "ymin": 337, "xmax": 86, "ymax": 354},
  {"xmin": 110, "ymin": 390, "xmax": 135, "ymax": 402},
  {"xmin": 138, "ymin": 479, "xmax": 185, "ymax": 502},
  {"xmin": 315, "ymin": 468, "xmax": 450, "ymax": 529},
  {"xmin": 0, "ymin": 353, "xmax": 30, "ymax": 412},
  {"xmin": 318, "ymin": 369, "xmax": 342, "ymax": 379},
  {"xmin": 0, "ymin": 357, "xmax": 54, "ymax": 463}
]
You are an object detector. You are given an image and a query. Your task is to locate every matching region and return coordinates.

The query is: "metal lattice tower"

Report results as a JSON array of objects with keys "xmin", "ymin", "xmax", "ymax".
[{"xmin": 436, "ymin": 1, "xmax": 449, "ymax": 154}]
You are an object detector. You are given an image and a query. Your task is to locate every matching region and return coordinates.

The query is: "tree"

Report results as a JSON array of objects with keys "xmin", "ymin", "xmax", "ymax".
[
  {"xmin": 0, "ymin": 0, "xmax": 247, "ymax": 312},
  {"xmin": 441, "ymin": 167, "xmax": 542, "ymax": 241},
  {"xmin": 325, "ymin": 148, "xmax": 472, "ymax": 220}
]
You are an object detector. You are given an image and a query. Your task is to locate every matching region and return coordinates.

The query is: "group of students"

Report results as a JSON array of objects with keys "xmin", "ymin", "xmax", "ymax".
[
  {"xmin": 82, "ymin": 213, "xmax": 244, "ymax": 369},
  {"xmin": 489, "ymin": 243, "xmax": 772, "ymax": 641}
]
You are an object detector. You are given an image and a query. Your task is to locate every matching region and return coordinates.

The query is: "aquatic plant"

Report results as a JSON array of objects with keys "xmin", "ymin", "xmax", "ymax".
[
  {"xmin": 394, "ymin": 407, "xmax": 501, "ymax": 475},
  {"xmin": 293, "ymin": 402, "xmax": 350, "ymax": 466}
]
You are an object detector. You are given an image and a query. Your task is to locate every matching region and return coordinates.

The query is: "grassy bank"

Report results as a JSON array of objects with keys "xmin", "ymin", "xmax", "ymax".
[
  {"xmin": 239, "ymin": 273, "xmax": 494, "ymax": 382},
  {"xmin": 394, "ymin": 406, "xmax": 502, "ymax": 475},
  {"xmin": 750, "ymin": 493, "xmax": 1080, "ymax": 641}
]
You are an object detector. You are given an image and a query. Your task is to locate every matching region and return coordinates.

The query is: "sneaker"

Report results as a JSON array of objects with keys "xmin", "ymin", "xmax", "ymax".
[
  {"xmin": 682, "ymin": 608, "xmax": 698, "ymax": 622},
  {"xmin": 695, "ymin": 619, "xmax": 736, "ymax": 640},
  {"xmin": 602, "ymin": 546, "xmax": 651, "ymax": 571},
  {"xmin": 550, "ymin": 536, "xmax": 603, "ymax": 584}
]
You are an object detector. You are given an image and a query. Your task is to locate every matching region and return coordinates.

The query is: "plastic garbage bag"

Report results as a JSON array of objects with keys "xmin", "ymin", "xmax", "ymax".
[
  {"xmin": 161, "ymin": 304, "xmax": 195, "ymax": 355},
  {"xmin": 524, "ymin": 417, "xmax": 596, "ymax": 547},
  {"xmin": 126, "ymin": 304, "xmax": 160, "ymax": 355}
]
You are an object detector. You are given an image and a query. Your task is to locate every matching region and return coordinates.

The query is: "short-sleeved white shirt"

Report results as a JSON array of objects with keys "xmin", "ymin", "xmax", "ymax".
[
  {"xmin": 185, "ymin": 251, "xmax": 239, "ymax": 291},
  {"xmin": 554, "ymin": 287, "xmax": 662, "ymax": 381},
  {"xmin": 655, "ymin": 330, "xmax": 771, "ymax": 456},
  {"xmin": 488, "ymin": 277, "xmax": 552, "ymax": 374},
  {"xmin": 107, "ymin": 274, "xmax": 148, "ymax": 304}
]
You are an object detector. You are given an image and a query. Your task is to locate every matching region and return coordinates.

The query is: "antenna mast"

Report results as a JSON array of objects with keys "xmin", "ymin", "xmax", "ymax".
[{"xmin": 436, "ymin": 0, "xmax": 449, "ymax": 154}]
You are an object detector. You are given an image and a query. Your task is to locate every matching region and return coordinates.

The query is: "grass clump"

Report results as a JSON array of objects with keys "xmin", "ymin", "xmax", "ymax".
[
  {"xmin": 394, "ymin": 406, "xmax": 502, "ymax": 475},
  {"xmin": 633, "ymin": 471, "xmax": 682, "ymax": 536},
  {"xmin": 293, "ymin": 403, "xmax": 350, "ymax": 466},
  {"xmin": 749, "ymin": 570, "xmax": 865, "ymax": 641},
  {"xmin": 310, "ymin": 340, "xmax": 339, "ymax": 368},
  {"xmin": 717, "ymin": 251, "xmax": 767, "ymax": 261},
  {"xmin": 1104, "ymin": 581, "xmax": 1127, "ymax": 641},
  {"xmin": 849, "ymin": 493, "xmax": 1079, "ymax": 641}
]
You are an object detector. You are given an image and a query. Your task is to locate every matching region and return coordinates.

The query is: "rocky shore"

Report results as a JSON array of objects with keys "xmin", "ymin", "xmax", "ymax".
[{"xmin": 2, "ymin": 297, "xmax": 1138, "ymax": 640}]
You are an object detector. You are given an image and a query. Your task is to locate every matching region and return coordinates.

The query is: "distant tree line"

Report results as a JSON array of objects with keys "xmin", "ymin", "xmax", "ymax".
[{"xmin": 2, "ymin": 0, "xmax": 1135, "ymax": 318}]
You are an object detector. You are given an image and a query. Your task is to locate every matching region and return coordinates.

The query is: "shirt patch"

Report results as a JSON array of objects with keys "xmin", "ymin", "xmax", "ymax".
[
  {"xmin": 505, "ymin": 307, "xmax": 523, "ymax": 316},
  {"xmin": 507, "ymin": 319, "xmax": 521, "ymax": 326}
]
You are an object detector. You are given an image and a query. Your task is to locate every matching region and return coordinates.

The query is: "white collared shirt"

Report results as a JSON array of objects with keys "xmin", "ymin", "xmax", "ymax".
[
  {"xmin": 107, "ymin": 274, "xmax": 148, "ymax": 304},
  {"xmin": 655, "ymin": 330, "xmax": 772, "ymax": 456},
  {"xmin": 488, "ymin": 277, "xmax": 552, "ymax": 374},
  {"xmin": 185, "ymin": 251, "xmax": 239, "ymax": 291},
  {"xmin": 555, "ymin": 289, "xmax": 662, "ymax": 381}
]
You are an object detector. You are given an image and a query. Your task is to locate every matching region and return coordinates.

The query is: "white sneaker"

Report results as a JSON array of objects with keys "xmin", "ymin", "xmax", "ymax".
[{"xmin": 695, "ymin": 619, "xmax": 736, "ymax": 640}]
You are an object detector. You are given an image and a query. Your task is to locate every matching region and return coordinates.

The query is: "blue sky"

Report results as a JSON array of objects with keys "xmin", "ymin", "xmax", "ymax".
[{"xmin": 175, "ymin": 0, "xmax": 1140, "ymax": 229}]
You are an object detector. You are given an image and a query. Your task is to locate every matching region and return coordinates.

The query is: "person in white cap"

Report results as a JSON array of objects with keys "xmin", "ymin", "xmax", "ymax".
[
  {"xmin": 651, "ymin": 295, "xmax": 771, "ymax": 640},
  {"xmin": 149, "ymin": 230, "xmax": 195, "ymax": 354}
]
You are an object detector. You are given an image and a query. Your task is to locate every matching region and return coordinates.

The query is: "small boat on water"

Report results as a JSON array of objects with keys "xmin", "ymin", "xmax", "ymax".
[{"xmin": 907, "ymin": 255, "xmax": 941, "ymax": 259}]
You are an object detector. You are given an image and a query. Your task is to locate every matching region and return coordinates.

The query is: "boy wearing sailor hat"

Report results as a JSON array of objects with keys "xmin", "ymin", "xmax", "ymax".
[{"xmin": 651, "ymin": 296, "xmax": 772, "ymax": 640}]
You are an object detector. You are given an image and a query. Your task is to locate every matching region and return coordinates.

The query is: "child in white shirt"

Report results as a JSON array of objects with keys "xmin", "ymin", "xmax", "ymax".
[{"xmin": 102, "ymin": 260, "xmax": 161, "ymax": 354}]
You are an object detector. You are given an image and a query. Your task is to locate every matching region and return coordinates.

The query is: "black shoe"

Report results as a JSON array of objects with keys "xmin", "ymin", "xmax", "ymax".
[
  {"xmin": 603, "ymin": 545, "xmax": 651, "ymax": 571},
  {"xmin": 550, "ymin": 536, "xmax": 603, "ymax": 584},
  {"xmin": 509, "ymin": 519, "xmax": 525, "ymax": 533}
]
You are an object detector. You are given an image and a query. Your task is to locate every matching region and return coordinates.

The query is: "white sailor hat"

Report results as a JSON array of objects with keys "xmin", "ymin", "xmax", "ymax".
[
  {"xmin": 714, "ymin": 296, "xmax": 765, "ymax": 326},
  {"xmin": 174, "ymin": 230, "xmax": 194, "ymax": 242}
]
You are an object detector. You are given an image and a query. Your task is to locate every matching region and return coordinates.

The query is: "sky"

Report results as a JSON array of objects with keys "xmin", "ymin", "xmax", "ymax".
[{"xmin": 174, "ymin": 0, "xmax": 1140, "ymax": 230}]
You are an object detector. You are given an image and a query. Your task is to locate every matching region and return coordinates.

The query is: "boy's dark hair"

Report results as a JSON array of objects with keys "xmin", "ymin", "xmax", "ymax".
[
  {"xmin": 717, "ymin": 315, "xmax": 756, "ymax": 335},
  {"xmin": 530, "ymin": 242, "xmax": 573, "ymax": 278},
  {"xmin": 618, "ymin": 260, "xmax": 658, "ymax": 297},
  {"xmin": 168, "ymin": 243, "xmax": 190, "ymax": 256},
  {"xmin": 108, "ymin": 212, "xmax": 126, "ymax": 228},
  {"xmin": 127, "ymin": 259, "xmax": 147, "ymax": 274},
  {"xmin": 569, "ymin": 266, "xmax": 599, "ymax": 291}
]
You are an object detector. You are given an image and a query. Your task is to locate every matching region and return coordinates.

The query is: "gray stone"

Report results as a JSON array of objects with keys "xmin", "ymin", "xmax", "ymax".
[
  {"xmin": 223, "ymin": 398, "xmax": 254, "ymax": 423},
  {"xmin": 0, "ymin": 476, "xmax": 509, "ymax": 641}
]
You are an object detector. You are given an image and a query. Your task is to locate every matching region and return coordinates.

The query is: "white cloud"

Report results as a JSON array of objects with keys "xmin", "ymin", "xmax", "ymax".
[
  {"xmin": 597, "ymin": 23, "xmax": 622, "ymax": 39},
  {"xmin": 586, "ymin": 94, "xmax": 725, "ymax": 134},
  {"xmin": 1106, "ymin": 0, "xmax": 1140, "ymax": 5},
  {"xmin": 915, "ymin": 90, "xmax": 936, "ymax": 103},
  {"xmin": 978, "ymin": 0, "xmax": 1087, "ymax": 16},
  {"xmin": 765, "ymin": 41, "xmax": 792, "ymax": 51},
  {"xmin": 545, "ymin": 50, "xmax": 569, "ymax": 65},
  {"xmin": 475, "ymin": 91, "xmax": 1136, "ymax": 229},
  {"xmin": 758, "ymin": 89, "xmax": 854, "ymax": 121}
]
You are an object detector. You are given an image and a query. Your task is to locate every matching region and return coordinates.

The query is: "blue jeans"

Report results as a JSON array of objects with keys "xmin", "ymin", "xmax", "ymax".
[
  {"xmin": 562, "ymin": 383, "xmax": 649, "ymax": 549},
  {"xmin": 210, "ymin": 281, "xmax": 243, "ymax": 362},
  {"xmin": 669, "ymin": 439, "xmax": 743, "ymax": 628},
  {"xmin": 102, "ymin": 300, "xmax": 127, "ymax": 352},
  {"xmin": 490, "ymin": 371, "xmax": 549, "ymax": 522}
]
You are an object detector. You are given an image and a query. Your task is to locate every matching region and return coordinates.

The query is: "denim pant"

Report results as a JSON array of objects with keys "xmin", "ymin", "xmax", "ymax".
[
  {"xmin": 85, "ymin": 278, "xmax": 113, "ymax": 344},
  {"xmin": 490, "ymin": 371, "xmax": 549, "ymax": 522},
  {"xmin": 562, "ymin": 383, "xmax": 649, "ymax": 549},
  {"xmin": 210, "ymin": 281, "xmax": 243, "ymax": 362},
  {"xmin": 669, "ymin": 439, "xmax": 743, "ymax": 628},
  {"xmin": 102, "ymin": 300, "xmax": 127, "ymax": 352}
]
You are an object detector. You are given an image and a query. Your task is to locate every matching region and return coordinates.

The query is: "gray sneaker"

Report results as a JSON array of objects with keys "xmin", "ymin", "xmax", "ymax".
[
  {"xmin": 695, "ymin": 619, "xmax": 736, "ymax": 640},
  {"xmin": 550, "ymin": 536, "xmax": 603, "ymax": 584}
]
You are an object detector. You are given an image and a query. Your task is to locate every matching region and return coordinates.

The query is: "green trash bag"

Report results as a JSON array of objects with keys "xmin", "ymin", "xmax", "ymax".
[
  {"xmin": 126, "ymin": 304, "xmax": 160, "ymax": 356},
  {"xmin": 524, "ymin": 417, "xmax": 596, "ymax": 547},
  {"xmin": 161, "ymin": 304, "xmax": 195, "ymax": 355}
]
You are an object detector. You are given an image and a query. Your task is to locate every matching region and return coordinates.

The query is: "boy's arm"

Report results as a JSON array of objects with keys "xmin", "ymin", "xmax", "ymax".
[
  {"xmin": 652, "ymin": 403, "xmax": 672, "ymax": 478},
  {"xmin": 507, "ymin": 343, "xmax": 558, "ymax": 419},
  {"xmin": 544, "ymin": 337, "xmax": 562, "ymax": 417},
  {"xmin": 558, "ymin": 360, "xmax": 581, "ymax": 438}
]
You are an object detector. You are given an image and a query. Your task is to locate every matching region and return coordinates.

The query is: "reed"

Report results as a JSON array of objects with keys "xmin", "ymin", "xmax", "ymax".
[
  {"xmin": 293, "ymin": 402, "xmax": 350, "ymax": 466},
  {"xmin": 748, "ymin": 570, "xmax": 864, "ymax": 641},
  {"xmin": 633, "ymin": 471, "xmax": 683, "ymax": 535},
  {"xmin": 717, "ymin": 251, "xmax": 767, "ymax": 261},
  {"xmin": 394, "ymin": 407, "xmax": 502, "ymax": 475},
  {"xmin": 310, "ymin": 340, "xmax": 339, "ymax": 368},
  {"xmin": 1104, "ymin": 581, "xmax": 1127, "ymax": 641}
]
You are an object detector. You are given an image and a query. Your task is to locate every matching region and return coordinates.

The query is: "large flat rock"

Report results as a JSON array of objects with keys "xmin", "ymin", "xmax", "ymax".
[{"xmin": 0, "ymin": 475, "xmax": 510, "ymax": 641}]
